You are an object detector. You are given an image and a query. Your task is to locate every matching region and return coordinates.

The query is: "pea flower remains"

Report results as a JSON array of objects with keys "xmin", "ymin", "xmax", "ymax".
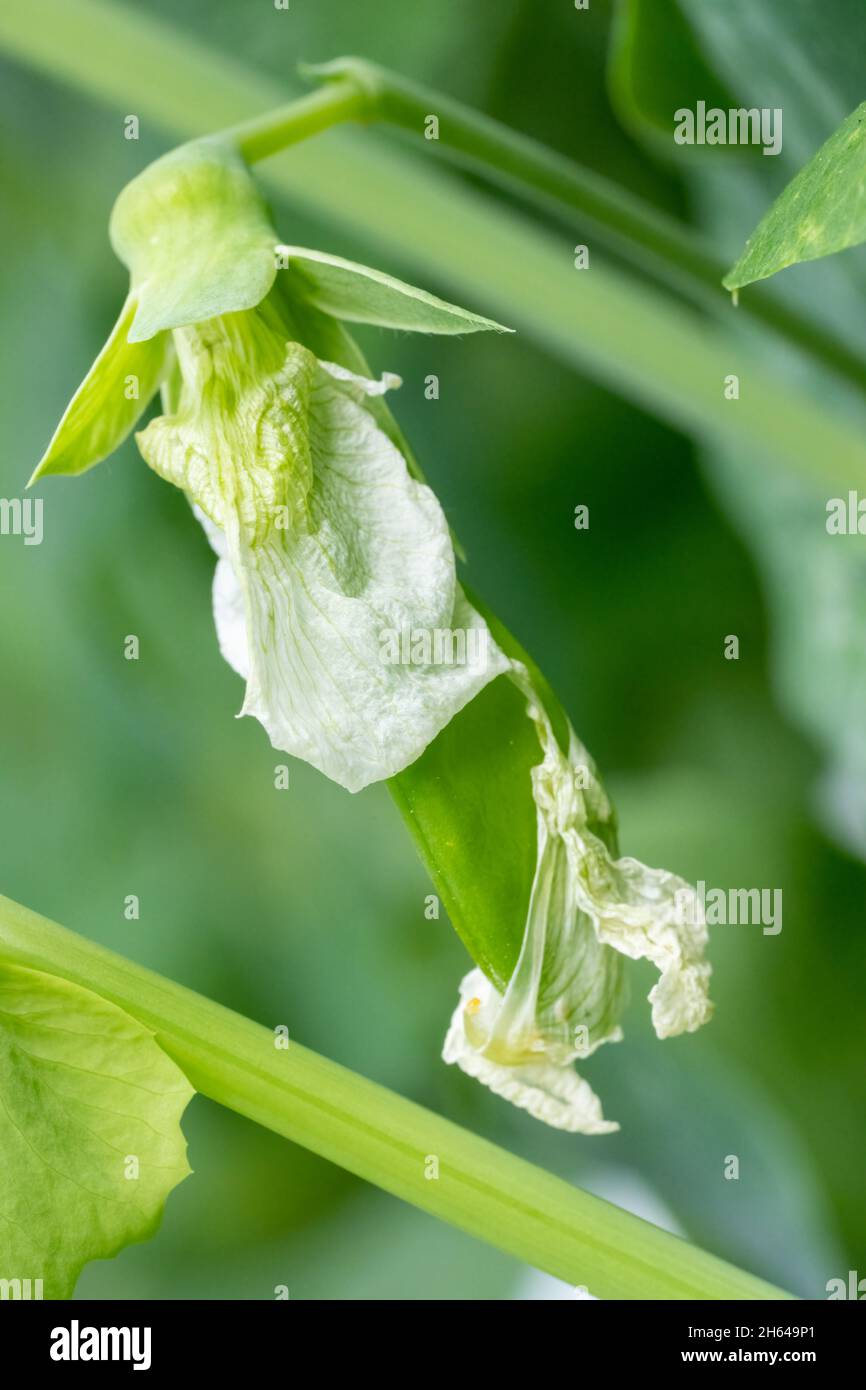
[
  {"xmin": 33, "ymin": 140, "xmax": 510, "ymax": 789},
  {"xmin": 34, "ymin": 139, "xmax": 711, "ymax": 1132}
]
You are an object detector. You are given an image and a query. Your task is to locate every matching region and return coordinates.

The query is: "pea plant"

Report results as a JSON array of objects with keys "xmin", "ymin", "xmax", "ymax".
[{"xmin": 1, "ymin": 0, "xmax": 861, "ymax": 1301}]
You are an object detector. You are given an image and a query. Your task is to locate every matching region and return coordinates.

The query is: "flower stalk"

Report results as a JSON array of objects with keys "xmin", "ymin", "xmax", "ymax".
[
  {"xmin": 0, "ymin": 891, "xmax": 791, "ymax": 1300},
  {"xmin": 225, "ymin": 75, "xmax": 369, "ymax": 163}
]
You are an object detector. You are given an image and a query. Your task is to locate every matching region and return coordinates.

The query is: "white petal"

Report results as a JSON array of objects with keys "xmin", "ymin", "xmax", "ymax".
[
  {"xmin": 204, "ymin": 360, "xmax": 508, "ymax": 791},
  {"xmin": 443, "ymin": 969, "xmax": 618, "ymax": 1135},
  {"xmin": 509, "ymin": 662, "xmax": 713, "ymax": 1041}
]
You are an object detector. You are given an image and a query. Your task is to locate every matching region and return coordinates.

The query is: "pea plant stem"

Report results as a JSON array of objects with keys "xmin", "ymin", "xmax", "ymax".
[
  {"xmin": 290, "ymin": 58, "xmax": 866, "ymax": 396},
  {"xmin": 0, "ymin": 892, "xmax": 790, "ymax": 1300}
]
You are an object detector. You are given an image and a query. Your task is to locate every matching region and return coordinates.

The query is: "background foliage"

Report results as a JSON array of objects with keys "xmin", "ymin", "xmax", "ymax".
[{"xmin": 0, "ymin": 0, "xmax": 862, "ymax": 1298}]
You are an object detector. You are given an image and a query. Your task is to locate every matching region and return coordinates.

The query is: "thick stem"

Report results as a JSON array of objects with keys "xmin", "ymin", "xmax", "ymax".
[{"xmin": 0, "ymin": 892, "xmax": 790, "ymax": 1300}]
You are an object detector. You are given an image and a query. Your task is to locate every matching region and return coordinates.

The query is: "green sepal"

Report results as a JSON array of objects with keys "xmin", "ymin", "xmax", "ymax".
[
  {"xmin": 30, "ymin": 294, "xmax": 169, "ymax": 484},
  {"xmin": 278, "ymin": 245, "xmax": 512, "ymax": 335}
]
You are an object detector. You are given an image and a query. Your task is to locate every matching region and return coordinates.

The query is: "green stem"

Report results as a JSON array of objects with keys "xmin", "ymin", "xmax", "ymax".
[
  {"xmin": 225, "ymin": 76, "xmax": 368, "ymax": 163},
  {"xmin": 0, "ymin": 892, "xmax": 790, "ymax": 1300},
  {"xmin": 299, "ymin": 58, "xmax": 866, "ymax": 396}
]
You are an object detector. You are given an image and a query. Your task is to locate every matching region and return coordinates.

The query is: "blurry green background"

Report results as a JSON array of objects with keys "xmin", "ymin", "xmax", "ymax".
[{"xmin": 0, "ymin": 0, "xmax": 863, "ymax": 1299}]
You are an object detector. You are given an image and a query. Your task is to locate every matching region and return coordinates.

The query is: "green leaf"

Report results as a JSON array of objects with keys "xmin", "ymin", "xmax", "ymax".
[
  {"xmin": 724, "ymin": 102, "xmax": 866, "ymax": 289},
  {"xmin": 277, "ymin": 246, "xmax": 512, "ymax": 335},
  {"xmin": 0, "ymin": 962, "xmax": 193, "ymax": 1298},
  {"xmin": 30, "ymin": 294, "xmax": 169, "ymax": 484}
]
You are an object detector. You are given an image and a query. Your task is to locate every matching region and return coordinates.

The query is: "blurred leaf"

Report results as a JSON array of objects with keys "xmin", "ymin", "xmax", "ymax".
[
  {"xmin": 725, "ymin": 103, "xmax": 866, "ymax": 290},
  {"xmin": 601, "ymin": 0, "xmax": 866, "ymax": 1267},
  {"xmin": 609, "ymin": 0, "xmax": 738, "ymax": 153},
  {"xmin": 611, "ymin": 0, "xmax": 866, "ymax": 857},
  {"xmin": 0, "ymin": 962, "xmax": 192, "ymax": 1298},
  {"xmin": 678, "ymin": 0, "xmax": 866, "ymax": 167},
  {"xmin": 699, "ymin": 448, "xmax": 866, "ymax": 855}
]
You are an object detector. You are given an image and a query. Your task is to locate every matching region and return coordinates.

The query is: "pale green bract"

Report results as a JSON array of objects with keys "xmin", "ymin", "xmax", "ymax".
[
  {"xmin": 0, "ymin": 963, "xmax": 192, "ymax": 1298},
  {"xmin": 32, "ymin": 139, "xmax": 510, "ymax": 792},
  {"xmin": 443, "ymin": 664, "xmax": 713, "ymax": 1132}
]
